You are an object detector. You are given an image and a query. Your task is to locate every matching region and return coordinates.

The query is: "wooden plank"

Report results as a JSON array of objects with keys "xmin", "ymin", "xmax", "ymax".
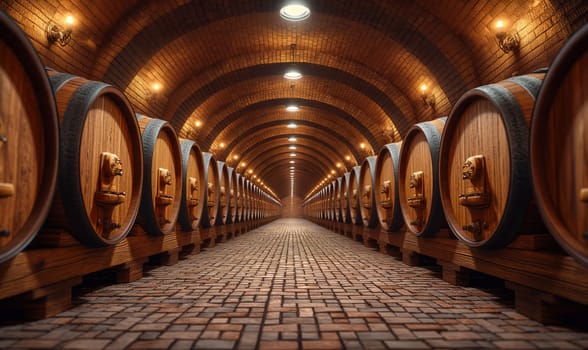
[{"xmin": 0, "ymin": 230, "xmax": 191, "ymax": 299}]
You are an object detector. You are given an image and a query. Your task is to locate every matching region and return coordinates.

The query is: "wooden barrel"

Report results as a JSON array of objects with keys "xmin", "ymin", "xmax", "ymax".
[
  {"xmin": 320, "ymin": 187, "xmax": 328, "ymax": 220},
  {"xmin": 237, "ymin": 175, "xmax": 245, "ymax": 222},
  {"xmin": 228, "ymin": 168, "xmax": 238, "ymax": 224},
  {"xmin": 243, "ymin": 179, "xmax": 252, "ymax": 222},
  {"xmin": 530, "ymin": 25, "xmax": 588, "ymax": 266},
  {"xmin": 359, "ymin": 156, "xmax": 379, "ymax": 228},
  {"xmin": 326, "ymin": 181, "xmax": 335, "ymax": 221},
  {"xmin": 0, "ymin": 12, "xmax": 59, "ymax": 262},
  {"xmin": 340, "ymin": 172, "xmax": 351, "ymax": 223},
  {"xmin": 439, "ymin": 73, "xmax": 545, "ymax": 247},
  {"xmin": 375, "ymin": 142, "xmax": 404, "ymax": 232},
  {"xmin": 136, "ymin": 114, "xmax": 181, "ymax": 235},
  {"xmin": 43, "ymin": 73, "xmax": 144, "ymax": 246},
  {"xmin": 334, "ymin": 177, "xmax": 343, "ymax": 222},
  {"xmin": 399, "ymin": 117, "xmax": 447, "ymax": 236},
  {"xmin": 177, "ymin": 139, "xmax": 205, "ymax": 232},
  {"xmin": 215, "ymin": 161, "xmax": 230, "ymax": 225},
  {"xmin": 200, "ymin": 152, "xmax": 220, "ymax": 228},
  {"xmin": 348, "ymin": 166, "xmax": 362, "ymax": 225}
]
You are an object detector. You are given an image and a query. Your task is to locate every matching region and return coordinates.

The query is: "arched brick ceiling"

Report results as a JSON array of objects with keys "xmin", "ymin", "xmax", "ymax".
[{"xmin": 4, "ymin": 0, "xmax": 587, "ymax": 201}]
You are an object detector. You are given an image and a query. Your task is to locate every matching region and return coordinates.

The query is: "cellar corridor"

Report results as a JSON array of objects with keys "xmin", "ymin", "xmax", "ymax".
[{"xmin": 0, "ymin": 219, "xmax": 587, "ymax": 350}]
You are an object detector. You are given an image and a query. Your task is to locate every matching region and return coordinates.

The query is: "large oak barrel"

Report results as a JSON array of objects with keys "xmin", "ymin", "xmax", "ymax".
[
  {"xmin": 43, "ymin": 73, "xmax": 143, "ymax": 246},
  {"xmin": 439, "ymin": 73, "xmax": 544, "ymax": 247},
  {"xmin": 228, "ymin": 168, "xmax": 238, "ymax": 224},
  {"xmin": 215, "ymin": 161, "xmax": 230, "ymax": 225},
  {"xmin": 531, "ymin": 25, "xmax": 588, "ymax": 266},
  {"xmin": 334, "ymin": 177, "xmax": 343, "ymax": 222},
  {"xmin": 320, "ymin": 187, "xmax": 328, "ymax": 220},
  {"xmin": 200, "ymin": 152, "xmax": 220, "ymax": 228},
  {"xmin": 0, "ymin": 12, "xmax": 59, "ymax": 262},
  {"xmin": 348, "ymin": 166, "xmax": 362, "ymax": 225},
  {"xmin": 340, "ymin": 172, "xmax": 351, "ymax": 223},
  {"xmin": 326, "ymin": 181, "xmax": 336, "ymax": 221},
  {"xmin": 178, "ymin": 139, "xmax": 205, "ymax": 232},
  {"xmin": 375, "ymin": 142, "xmax": 403, "ymax": 232},
  {"xmin": 399, "ymin": 117, "xmax": 447, "ymax": 236},
  {"xmin": 237, "ymin": 175, "xmax": 246, "ymax": 222},
  {"xmin": 136, "ymin": 114, "xmax": 181, "ymax": 235},
  {"xmin": 359, "ymin": 156, "xmax": 379, "ymax": 228},
  {"xmin": 243, "ymin": 178, "xmax": 252, "ymax": 222}
]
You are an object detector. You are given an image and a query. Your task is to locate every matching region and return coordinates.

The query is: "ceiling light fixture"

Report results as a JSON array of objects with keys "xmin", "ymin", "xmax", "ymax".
[
  {"xmin": 290, "ymin": 153, "xmax": 296, "ymax": 157},
  {"xmin": 286, "ymin": 104, "xmax": 299, "ymax": 112},
  {"xmin": 280, "ymin": 2, "xmax": 311, "ymax": 22},
  {"xmin": 287, "ymin": 122, "xmax": 297, "ymax": 128},
  {"xmin": 284, "ymin": 43, "xmax": 303, "ymax": 80},
  {"xmin": 289, "ymin": 146, "xmax": 297, "ymax": 150},
  {"xmin": 288, "ymin": 137, "xmax": 297, "ymax": 142}
]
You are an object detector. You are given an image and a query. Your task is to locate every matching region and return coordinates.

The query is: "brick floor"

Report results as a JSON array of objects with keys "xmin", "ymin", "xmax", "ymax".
[{"xmin": 1, "ymin": 219, "xmax": 588, "ymax": 349}]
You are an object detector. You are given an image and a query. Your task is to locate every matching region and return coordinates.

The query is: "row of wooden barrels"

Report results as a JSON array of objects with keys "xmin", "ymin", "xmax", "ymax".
[
  {"xmin": 304, "ymin": 23, "xmax": 588, "ymax": 268},
  {"xmin": 0, "ymin": 11, "xmax": 280, "ymax": 264}
]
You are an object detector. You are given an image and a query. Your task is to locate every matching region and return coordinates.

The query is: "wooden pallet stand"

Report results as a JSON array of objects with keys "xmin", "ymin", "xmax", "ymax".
[
  {"xmin": 199, "ymin": 227, "xmax": 216, "ymax": 248},
  {"xmin": 360, "ymin": 227, "xmax": 378, "ymax": 249},
  {"xmin": 215, "ymin": 224, "xmax": 228, "ymax": 243},
  {"xmin": 365, "ymin": 228, "xmax": 588, "ymax": 325},
  {"xmin": 0, "ymin": 228, "xmax": 201, "ymax": 320},
  {"xmin": 351, "ymin": 224, "xmax": 363, "ymax": 242}
]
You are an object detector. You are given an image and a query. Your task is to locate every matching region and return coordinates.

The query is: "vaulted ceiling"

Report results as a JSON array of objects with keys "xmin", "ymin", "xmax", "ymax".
[{"xmin": 2, "ymin": 0, "xmax": 587, "ymax": 202}]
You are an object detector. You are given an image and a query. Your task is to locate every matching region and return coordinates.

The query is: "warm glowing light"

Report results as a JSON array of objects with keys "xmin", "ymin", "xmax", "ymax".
[
  {"xmin": 152, "ymin": 83, "xmax": 162, "ymax": 92},
  {"xmin": 248, "ymin": 169, "xmax": 254, "ymax": 174},
  {"xmin": 327, "ymin": 174, "xmax": 332, "ymax": 178},
  {"xmin": 420, "ymin": 83, "xmax": 428, "ymax": 93},
  {"xmin": 287, "ymin": 123, "xmax": 297, "ymax": 128},
  {"xmin": 233, "ymin": 155, "xmax": 239, "ymax": 160},
  {"xmin": 360, "ymin": 143, "xmax": 366, "ymax": 149},
  {"xmin": 288, "ymin": 137, "xmax": 297, "ymax": 142},
  {"xmin": 336, "ymin": 162, "xmax": 342, "ymax": 168},
  {"xmin": 284, "ymin": 70, "xmax": 302, "ymax": 80},
  {"xmin": 290, "ymin": 153, "xmax": 296, "ymax": 157},
  {"xmin": 65, "ymin": 15, "xmax": 75, "ymax": 26},
  {"xmin": 253, "ymin": 175, "xmax": 257, "ymax": 179},
  {"xmin": 289, "ymin": 160, "xmax": 295, "ymax": 164},
  {"xmin": 330, "ymin": 170, "xmax": 336, "ymax": 175},
  {"xmin": 219, "ymin": 142, "xmax": 226, "ymax": 149},
  {"xmin": 286, "ymin": 105, "xmax": 299, "ymax": 112},
  {"xmin": 345, "ymin": 155, "xmax": 351, "ymax": 161},
  {"xmin": 289, "ymin": 146, "xmax": 296, "ymax": 150},
  {"xmin": 280, "ymin": 3, "xmax": 311, "ymax": 21},
  {"xmin": 495, "ymin": 19, "xmax": 505, "ymax": 30},
  {"xmin": 195, "ymin": 120, "xmax": 202, "ymax": 128},
  {"xmin": 240, "ymin": 162, "xmax": 246, "ymax": 167}
]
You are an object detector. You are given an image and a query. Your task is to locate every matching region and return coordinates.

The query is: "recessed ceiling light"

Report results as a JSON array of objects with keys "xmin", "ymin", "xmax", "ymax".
[
  {"xmin": 289, "ymin": 145, "xmax": 296, "ymax": 150},
  {"xmin": 286, "ymin": 105, "xmax": 299, "ymax": 112},
  {"xmin": 284, "ymin": 69, "xmax": 302, "ymax": 80},
  {"xmin": 290, "ymin": 153, "xmax": 296, "ymax": 157},
  {"xmin": 289, "ymin": 160, "xmax": 295, "ymax": 164},
  {"xmin": 287, "ymin": 123, "xmax": 297, "ymax": 128},
  {"xmin": 280, "ymin": 3, "xmax": 311, "ymax": 22},
  {"xmin": 288, "ymin": 137, "xmax": 297, "ymax": 142}
]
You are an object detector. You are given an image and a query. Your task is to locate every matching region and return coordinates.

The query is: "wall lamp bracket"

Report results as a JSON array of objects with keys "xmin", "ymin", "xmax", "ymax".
[
  {"xmin": 46, "ymin": 22, "xmax": 72, "ymax": 47},
  {"xmin": 496, "ymin": 31, "xmax": 520, "ymax": 53}
]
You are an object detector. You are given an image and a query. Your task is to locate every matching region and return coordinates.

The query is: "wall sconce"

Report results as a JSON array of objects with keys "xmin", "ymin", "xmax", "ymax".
[
  {"xmin": 46, "ymin": 15, "xmax": 74, "ymax": 47},
  {"xmin": 420, "ymin": 84, "xmax": 435, "ymax": 109},
  {"xmin": 494, "ymin": 20, "xmax": 520, "ymax": 53},
  {"xmin": 146, "ymin": 82, "xmax": 163, "ymax": 104}
]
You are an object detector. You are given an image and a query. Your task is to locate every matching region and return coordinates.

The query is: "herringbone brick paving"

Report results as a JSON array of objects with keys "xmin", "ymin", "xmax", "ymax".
[{"xmin": 1, "ymin": 219, "xmax": 587, "ymax": 349}]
